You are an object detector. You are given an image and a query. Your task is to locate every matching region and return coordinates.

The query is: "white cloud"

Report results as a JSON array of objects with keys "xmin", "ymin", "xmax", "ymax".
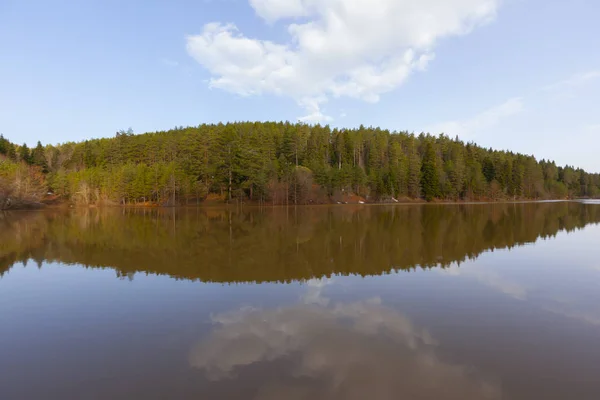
[
  {"xmin": 297, "ymin": 96, "xmax": 333, "ymax": 123},
  {"xmin": 543, "ymin": 70, "xmax": 600, "ymax": 92},
  {"xmin": 249, "ymin": 0, "xmax": 307, "ymax": 22},
  {"xmin": 189, "ymin": 299, "xmax": 501, "ymax": 399},
  {"xmin": 470, "ymin": 270, "xmax": 528, "ymax": 300},
  {"xmin": 428, "ymin": 97, "xmax": 524, "ymax": 138},
  {"xmin": 542, "ymin": 70, "xmax": 600, "ymax": 102},
  {"xmin": 187, "ymin": 0, "xmax": 499, "ymax": 122},
  {"xmin": 442, "ymin": 264, "xmax": 528, "ymax": 301},
  {"xmin": 543, "ymin": 306, "xmax": 600, "ymax": 327},
  {"xmin": 302, "ymin": 278, "xmax": 332, "ymax": 306}
]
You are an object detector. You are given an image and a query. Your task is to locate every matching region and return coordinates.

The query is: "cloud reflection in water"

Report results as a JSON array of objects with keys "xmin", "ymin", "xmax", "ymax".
[{"xmin": 190, "ymin": 285, "xmax": 501, "ymax": 400}]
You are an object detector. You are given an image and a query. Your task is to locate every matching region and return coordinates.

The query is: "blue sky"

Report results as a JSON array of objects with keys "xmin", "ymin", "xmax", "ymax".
[{"xmin": 1, "ymin": 0, "xmax": 599, "ymax": 171}]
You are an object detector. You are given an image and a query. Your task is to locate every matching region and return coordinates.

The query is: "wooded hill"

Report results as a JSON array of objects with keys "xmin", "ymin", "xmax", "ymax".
[{"xmin": 1, "ymin": 122, "xmax": 599, "ymax": 207}]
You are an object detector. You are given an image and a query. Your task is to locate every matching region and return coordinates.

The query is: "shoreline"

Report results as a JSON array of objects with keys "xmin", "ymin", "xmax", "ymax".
[{"xmin": 4, "ymin": 198, "xmax": 597, "ymax": 212}]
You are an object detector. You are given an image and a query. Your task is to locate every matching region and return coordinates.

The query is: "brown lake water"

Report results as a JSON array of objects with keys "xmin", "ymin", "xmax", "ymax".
[{"xmin": 1, "ymin": 202, "xmax": 600, "ymax": 399}]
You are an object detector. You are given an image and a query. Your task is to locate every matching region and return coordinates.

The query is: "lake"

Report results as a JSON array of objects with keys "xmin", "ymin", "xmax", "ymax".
[{"xmin": 1, "ymin": 202, "xmax": 600, "ymax": 399}]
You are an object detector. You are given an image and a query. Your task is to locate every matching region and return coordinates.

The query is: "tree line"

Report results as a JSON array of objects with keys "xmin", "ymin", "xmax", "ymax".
[{"xmin": 1, "ymin": 123, "xmax": 599, "ymax": 207}]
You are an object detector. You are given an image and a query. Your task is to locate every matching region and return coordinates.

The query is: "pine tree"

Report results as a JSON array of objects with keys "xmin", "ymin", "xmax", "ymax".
[
  {"xmin": 19, "ymin": 143, "xmax": 32, "ymax": 164},
  {"xmin": 0, "ymin": 134, "xmax": 8, "ymax": 155},
  {"xmin": 510, "ymin": 161, "xmax": 524, "ymax": 198},
  {"xmin": 420, "ymin": 141, "xmax": 440, "ymax": 201},
  {"xmin": 31, "ymin": 141, "xmax": 48, "ymax": 172},
  {"xmin": 7, "ymin": 144, "xmax": 17, "ymax": 161},
  {"xmin": 482, "ymin": 157, "xmax": 496, "ymax": 183}
]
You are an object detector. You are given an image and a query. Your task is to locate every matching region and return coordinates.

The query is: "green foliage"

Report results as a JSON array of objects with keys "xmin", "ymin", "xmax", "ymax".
[
  {"xmin": 420, "ymin": 141, "xmax": 440, "ymax": 201},
  {"xmin": 31, "ymin": 141, "xmax": 48, "ymax": 173},
  {"xmin": 19, "ymin": 143, "xmax": 32, "ymax": 164},
  {"xmin": 0, "ymin": 122, "xmax": 598, "ymax": 205},
  {"xmin": 0, "ymin": 135, "xmax": 9, "ymax": 155},
  {"xmin": 7, "ymin": 143, "xmax": 17, "ymax": 161},
  {"xmin": 482, "ymin": 157, "xmax": 496, "ymax": 183}
]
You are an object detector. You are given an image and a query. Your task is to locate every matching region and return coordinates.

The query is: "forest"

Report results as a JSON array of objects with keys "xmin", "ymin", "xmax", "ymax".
[{"xmin": 1, "ymin": 122, "xmax": 599, "ymax": 208}]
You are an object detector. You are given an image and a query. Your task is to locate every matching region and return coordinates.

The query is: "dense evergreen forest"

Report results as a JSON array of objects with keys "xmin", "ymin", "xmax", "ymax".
[{"xmin": 1, "ymin": 122, "xmax": 599, "ymax": 208}]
